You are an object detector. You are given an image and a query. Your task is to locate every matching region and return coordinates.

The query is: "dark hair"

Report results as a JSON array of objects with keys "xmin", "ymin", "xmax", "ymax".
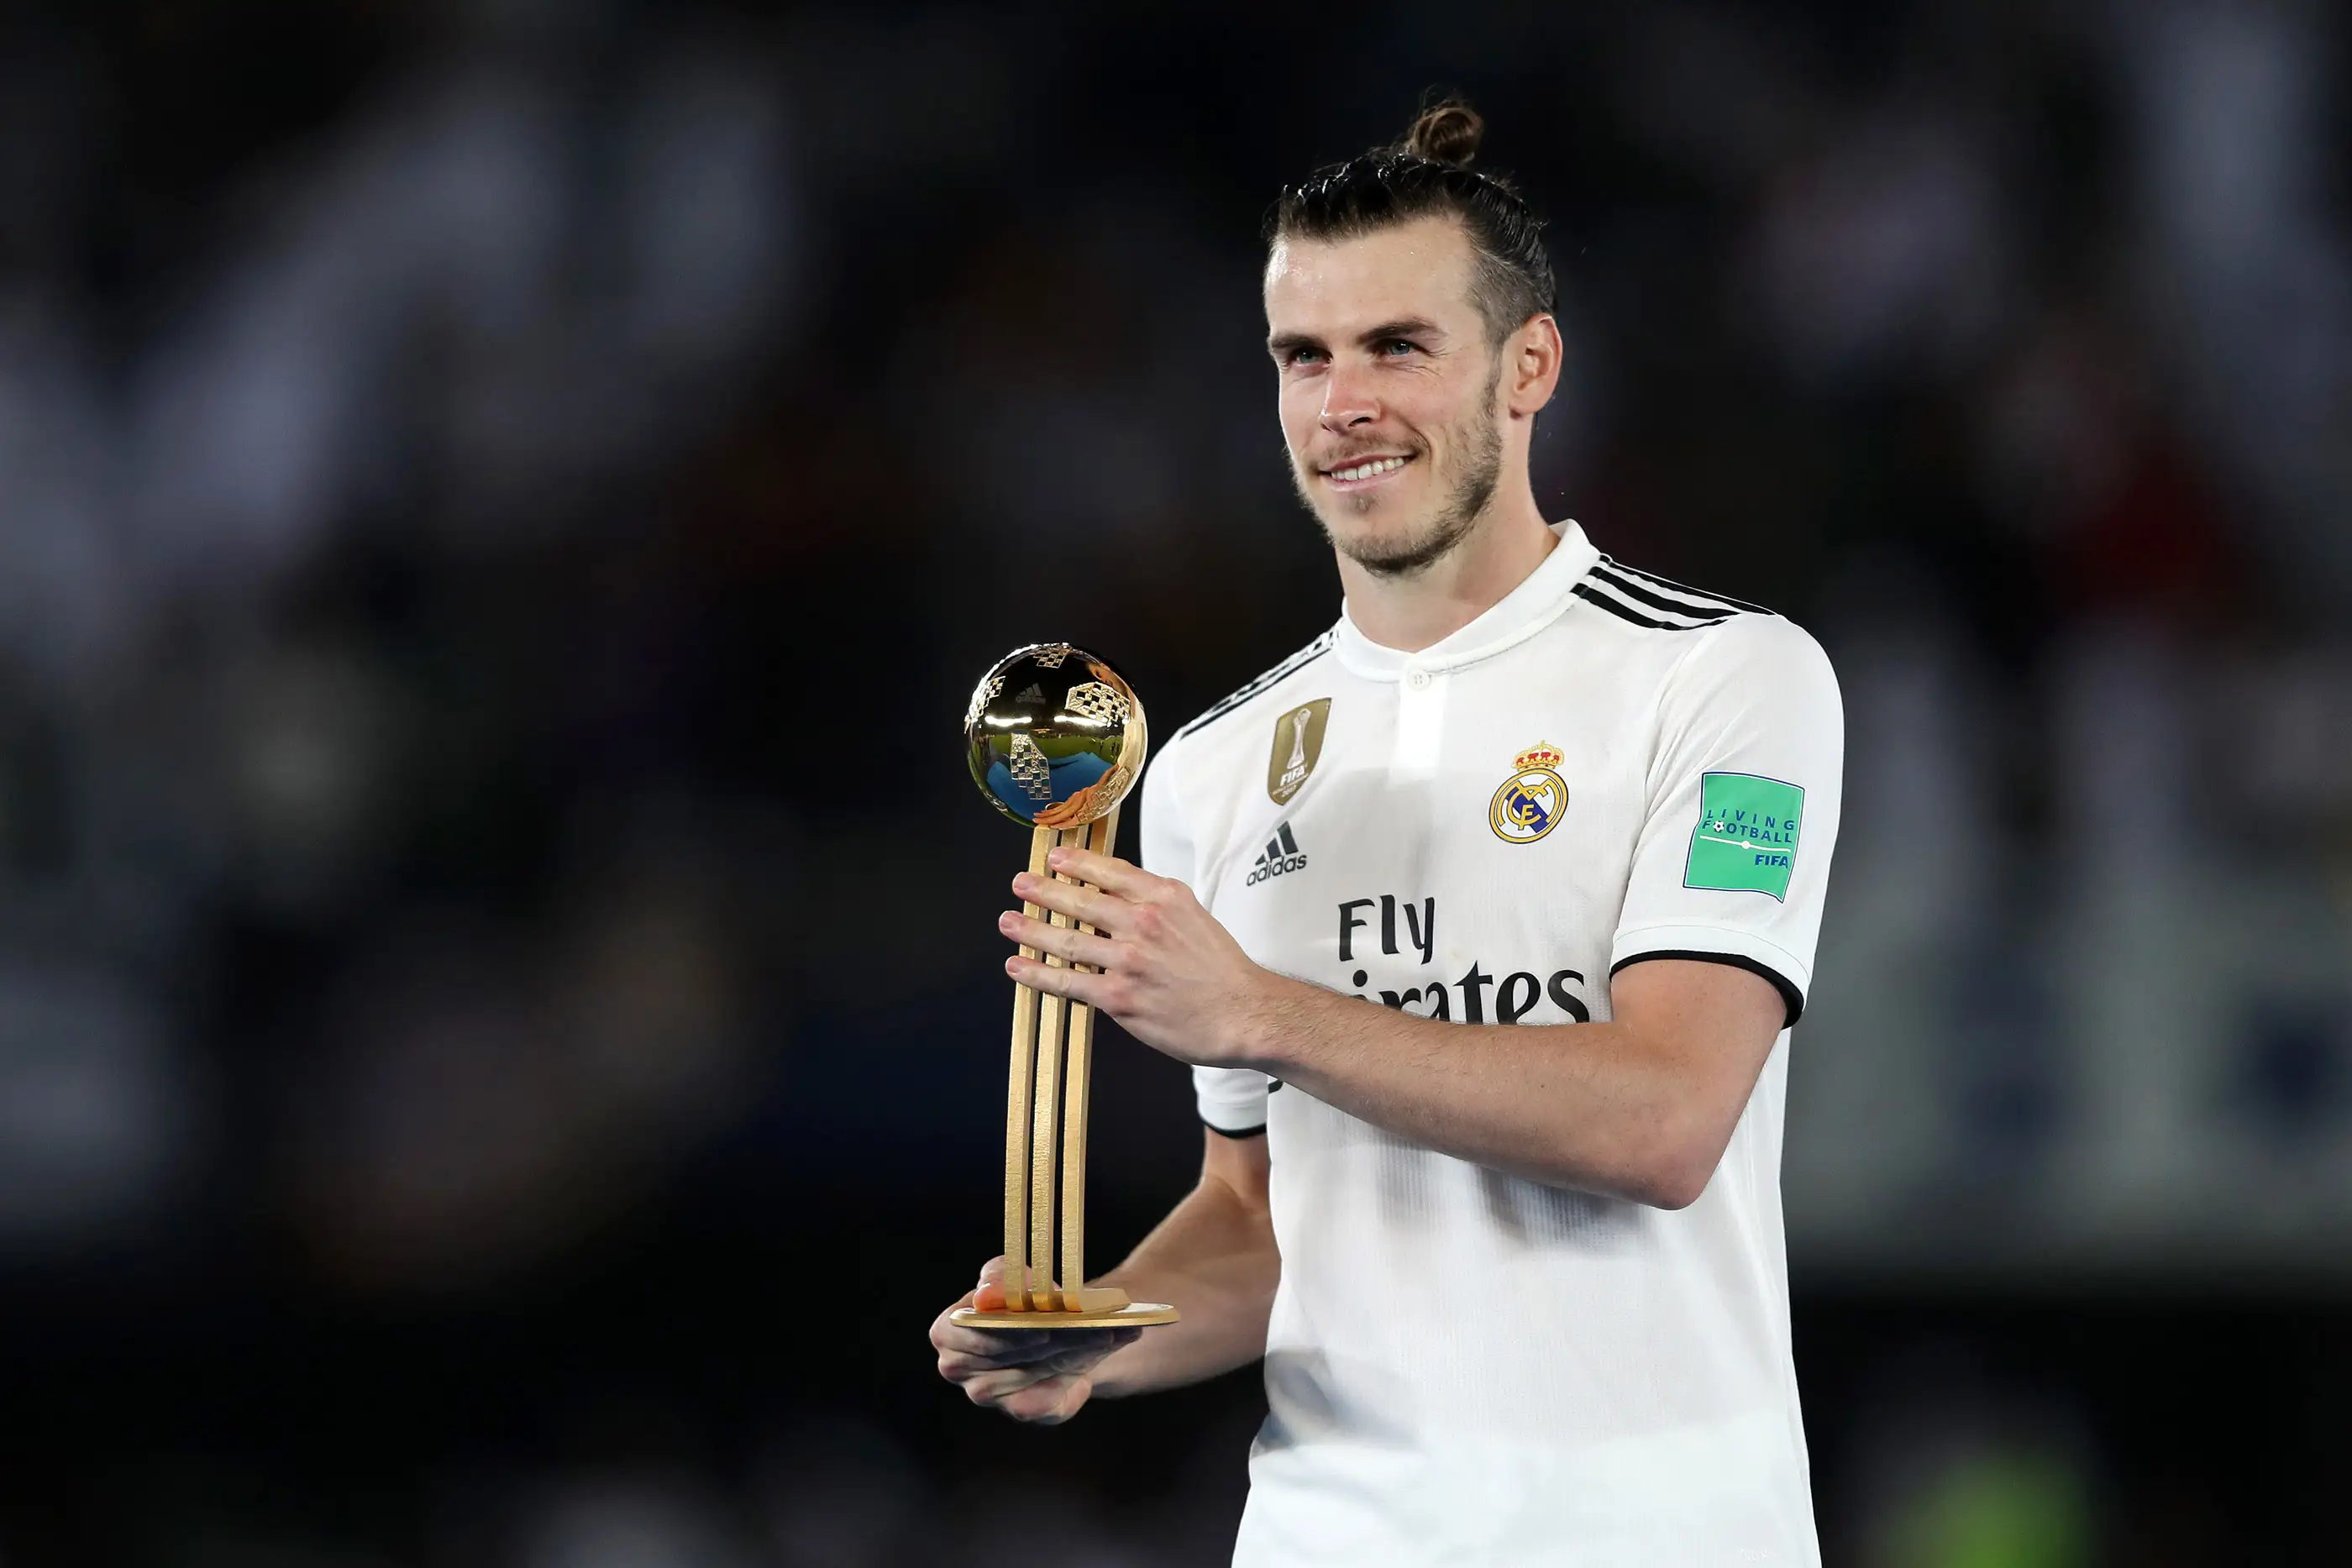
[{"xmin": 1268, "ymin": 97, "xmax": 1556, "ymax": 348}]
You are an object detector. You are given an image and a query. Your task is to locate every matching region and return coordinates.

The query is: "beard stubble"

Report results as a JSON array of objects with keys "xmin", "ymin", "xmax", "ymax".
[{"xmin": 1299, "ymin": 380, "xmax": 1506, "ymax": 580}]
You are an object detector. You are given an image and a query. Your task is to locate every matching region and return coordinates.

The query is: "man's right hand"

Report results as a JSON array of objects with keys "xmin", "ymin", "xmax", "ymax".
[{"xmin": 929, "ymin": 1257, "xmax": 1143, "ymax": 1424}]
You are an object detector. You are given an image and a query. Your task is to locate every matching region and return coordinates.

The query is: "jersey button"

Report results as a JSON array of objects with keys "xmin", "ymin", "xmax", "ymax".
[{"xmin": 1405, "ymin": 667, "xmax": 1431, "ymax": 690}]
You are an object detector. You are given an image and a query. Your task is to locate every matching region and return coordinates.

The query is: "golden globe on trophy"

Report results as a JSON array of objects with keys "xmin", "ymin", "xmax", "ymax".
[{"xmin": 950, "ymin": 644, "xmax": 1180, "ymax": 1329}]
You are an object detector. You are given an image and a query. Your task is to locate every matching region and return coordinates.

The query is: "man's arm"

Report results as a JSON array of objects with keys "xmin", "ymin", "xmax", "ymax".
[
  {"xmin": 1092, "ymin": 1126, "xmax": 1275, "ymax": 1395},
  {"xmin": 1003, "ymin": 851, "xmax": 1785, "ymax": 1209},
  {"xmin": 931, "ymin": 1127, "xmax": 1276, "ymax": 1422},
  {"xmin": 1242, "ymin": 957, "xmax": 1780, "ymax": 1208}
]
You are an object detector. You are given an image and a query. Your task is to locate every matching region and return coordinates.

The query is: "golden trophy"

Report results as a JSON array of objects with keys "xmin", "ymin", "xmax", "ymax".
[{"xmin": 951, "ymin": 644, "xmax": 1180, "ymax": 1329}]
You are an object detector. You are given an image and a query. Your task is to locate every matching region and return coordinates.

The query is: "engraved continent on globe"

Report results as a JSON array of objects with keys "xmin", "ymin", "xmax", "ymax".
[{"xmin": 963, "ymin": 644, "xmax": 1149, "ymax": 828}]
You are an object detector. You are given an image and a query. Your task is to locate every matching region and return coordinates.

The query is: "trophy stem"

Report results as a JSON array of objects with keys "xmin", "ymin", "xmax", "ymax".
[
  {"xmin": 1028, "ymin": 842, "xmax": 1074, "ymax": 1308},
  {"xmin": 1058, "ymin": 806, "xmax": 1118, "ymax": 1311},
  {"xmin": 1002, "ymin": 826, "xmax": 1055, "ymax": 1308},
  {"xmin": 998, "ymin": 809, "xmax": 1132, "ymax": 1314}
]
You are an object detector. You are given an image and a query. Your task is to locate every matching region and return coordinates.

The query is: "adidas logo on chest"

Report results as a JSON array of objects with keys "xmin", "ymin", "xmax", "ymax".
[{"xmin": 1244, "ymin": 822, "xmax": 1307, "ymax": 887}]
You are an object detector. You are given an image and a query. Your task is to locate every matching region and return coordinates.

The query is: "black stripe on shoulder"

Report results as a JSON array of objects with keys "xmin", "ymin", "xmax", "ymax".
[
  {"xmin": 1172, "ymin": 631, "xmax": 1337, "ymax": 742},
  {"xmin": 1589, "ymin": 564, "xmax": 1737, "ymax": 624},
  {"xmin": 1601, "ymin": 556, "xmax": 1774, "ymax": 616},
  {"xmin": 1572, "ymin": 581, "xmax": 1728, "ymax": 632}
]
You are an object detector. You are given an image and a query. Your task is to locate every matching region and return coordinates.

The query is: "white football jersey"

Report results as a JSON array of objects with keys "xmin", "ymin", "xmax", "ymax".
[{"xmin": 1141, "ymin": 521, "xmax": 1842, "ymax": 1566}]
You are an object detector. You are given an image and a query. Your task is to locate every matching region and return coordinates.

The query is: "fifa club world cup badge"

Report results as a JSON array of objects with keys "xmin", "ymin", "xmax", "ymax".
[
  {"xmin": 1489, "ymin": 742, "xmax": 1568, "ymax": 844},
  {"xmin": 1266, "ymin": 698, "xmax": 1331, "ymax": 805}
]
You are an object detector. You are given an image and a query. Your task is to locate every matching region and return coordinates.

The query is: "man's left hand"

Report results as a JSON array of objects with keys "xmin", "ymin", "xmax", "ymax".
[{"xmin": 1000, "ymin": 846, "xmax": 1273, "ymax": 1067}]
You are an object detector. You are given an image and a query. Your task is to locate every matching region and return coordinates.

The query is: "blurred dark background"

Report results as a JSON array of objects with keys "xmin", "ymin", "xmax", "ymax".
[{"xmin": 0, "ymin": 0, "xmax": 2346, "ymax": 1562}]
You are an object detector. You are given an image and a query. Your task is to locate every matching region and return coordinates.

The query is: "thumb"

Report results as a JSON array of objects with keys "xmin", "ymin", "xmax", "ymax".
[{"xmin": 974, "ymin": 1255, "xmax": 1012, "ymax": 1311}]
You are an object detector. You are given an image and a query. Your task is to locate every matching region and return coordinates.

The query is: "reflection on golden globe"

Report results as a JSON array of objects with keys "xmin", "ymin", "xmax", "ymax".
[{"xmin": 963, "ymin": 643, "xmax": 1148, "ymax": 829}]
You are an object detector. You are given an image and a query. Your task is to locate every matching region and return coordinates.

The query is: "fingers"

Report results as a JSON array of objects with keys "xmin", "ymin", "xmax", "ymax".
[
  {"xmin": 1007, "ymin": 955, "xmax": 1110, "ymax": 1004},
  {"xmin": 932, "ymin": 1313, "xmax": 1047, "ymax": 1361},
  {"xmin": 939, "ymin": 1345, "xmax": 1052, "ymax": 1382},
  {"xmin": 994, "ymin": 1373, "xmax": 1089, "ymax": 1424},
  {"xmin": 1069, "ymin": 1324, "xmax": 1145, "ymax": 1363},
  {"xmin": 1000, "ymin": 910, "xmax": 1117, "ymax": 969},
  {"xmin": 959, "ymin": 1363, "xmax": 1119, "ymax": 1424},
  {"xmin": 939, "ymin": 1326, "xmax": 1133, "ymax": 1380},
  {"xmin": 972, "ymin": 1256, "xmax": 1006, "ymax": 1311},
  {"xmin": 1044, "ymin": 847, "xmax": 1157, "ymax": 899},
  {"xmin": 961, "ymin": 1368, "xmax": 1089, "ymax": 1423},
  {"xmin": 1026, "ymin": 1325, "xmax": 1142, "ymax": 1374},
  {"xmin": 1011, "ymin": 871, "xmax": 1122, "ymax": 931},
  {"xmin": 936, "ymin": 1312, "xmax": 1142, "ymax": 1374}
]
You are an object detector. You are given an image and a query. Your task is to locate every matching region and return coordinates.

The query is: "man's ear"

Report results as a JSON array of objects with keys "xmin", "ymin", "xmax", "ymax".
[{"xmin": 1505, "ymin": 313, "xmax": 1564, "ymax": 417}]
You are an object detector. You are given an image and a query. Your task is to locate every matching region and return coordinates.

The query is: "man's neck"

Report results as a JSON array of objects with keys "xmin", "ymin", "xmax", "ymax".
[{"xmin": 1335, "ymin": 481, "xmax": 1559, "ymax": 653}]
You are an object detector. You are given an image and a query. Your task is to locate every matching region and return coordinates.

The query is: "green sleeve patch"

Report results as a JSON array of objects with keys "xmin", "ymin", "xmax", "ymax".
[{"xmin": 1683, "ymin": 772, "xmax": 1805, "ymax": 900}]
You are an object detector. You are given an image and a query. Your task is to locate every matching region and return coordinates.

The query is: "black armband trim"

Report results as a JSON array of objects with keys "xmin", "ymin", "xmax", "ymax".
[
  {"xmin": 1202, "ymin": 1117, "xmax": 1268, "ymax": 1139},
  {"xmin": 1610, "ymin": 950, "xmax": 1804, "ymax": 1030}
]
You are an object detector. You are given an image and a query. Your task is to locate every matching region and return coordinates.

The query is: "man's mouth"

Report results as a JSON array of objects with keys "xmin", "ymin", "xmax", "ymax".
[{"xmin": 1320, "ymin": 454, "xmax": 1414, "ymax": 488}]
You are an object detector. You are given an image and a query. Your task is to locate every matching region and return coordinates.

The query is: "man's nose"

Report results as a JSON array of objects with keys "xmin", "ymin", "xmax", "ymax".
[{"xmin": 1319, "ymin": 363, "xmax": 1379, "ymax": 433}]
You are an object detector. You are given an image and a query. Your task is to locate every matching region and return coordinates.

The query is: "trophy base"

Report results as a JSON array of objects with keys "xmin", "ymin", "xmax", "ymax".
[{"xmin": 951, "ymin": 1302, "xmax": 1179, "ymax": 1330}]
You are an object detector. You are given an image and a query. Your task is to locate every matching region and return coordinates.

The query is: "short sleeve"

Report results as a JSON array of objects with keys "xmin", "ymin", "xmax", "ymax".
[
  {"xmin": 1610, "ymin": 614, "xmax": 1844, "ymax": 1029},
  {"xmin": 1141, "ymin": 738, "xmax": 1271, "ymax": 1135}
]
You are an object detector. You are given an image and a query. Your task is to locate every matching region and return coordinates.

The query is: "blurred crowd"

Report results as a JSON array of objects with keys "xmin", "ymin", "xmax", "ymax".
[{"xmin": 0, "ymin": 0, "xmax": 2345, "ymax": 1561}]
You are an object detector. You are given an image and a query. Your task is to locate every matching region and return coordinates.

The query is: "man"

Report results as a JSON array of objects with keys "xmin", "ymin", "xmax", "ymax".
[{"xmin": 931, "ymin": 100, "xmax": 1841, "ymax": 1565}]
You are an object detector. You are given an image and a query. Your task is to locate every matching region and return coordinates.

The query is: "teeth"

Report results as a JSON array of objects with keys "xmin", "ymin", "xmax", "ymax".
[{"xmin": 1331, "ymin": 456, "xmax": 1407, "ymax": 481}]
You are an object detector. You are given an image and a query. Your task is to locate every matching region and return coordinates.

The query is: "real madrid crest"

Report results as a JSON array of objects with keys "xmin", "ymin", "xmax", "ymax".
[{"xmin": 1489, "ymin": 742, "xmax": 1567, "ymax": 844}]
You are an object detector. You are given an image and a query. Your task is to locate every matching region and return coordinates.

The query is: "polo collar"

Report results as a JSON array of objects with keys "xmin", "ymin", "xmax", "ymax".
[{"xmin": 1333, "ymin": 520, "xmax": 1602, "ymax": 681}]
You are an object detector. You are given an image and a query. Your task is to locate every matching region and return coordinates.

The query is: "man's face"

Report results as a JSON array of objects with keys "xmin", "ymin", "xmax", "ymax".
[{"xmin": 1265, "ymin": 216, "xmax": 1505, "ymax": 577}]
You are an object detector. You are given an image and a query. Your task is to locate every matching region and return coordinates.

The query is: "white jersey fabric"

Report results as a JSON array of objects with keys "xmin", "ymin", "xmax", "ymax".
[{"xmin": 1141, "ymin": 521, "xmax": 1843, "ymax": 1566}]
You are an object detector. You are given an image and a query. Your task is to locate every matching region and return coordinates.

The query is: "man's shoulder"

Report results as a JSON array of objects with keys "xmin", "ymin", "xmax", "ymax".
[
  {"xmin": 1563, "ymin": 557, "xmax": 1830, "ymax": 683},
  {"xmin": 1567, "ymin": 555, "xmax": 1782, "ymax": 637},
  {"xmin": 1166, "ymin": 627, "xmax": 1341, "ymax": 750}
]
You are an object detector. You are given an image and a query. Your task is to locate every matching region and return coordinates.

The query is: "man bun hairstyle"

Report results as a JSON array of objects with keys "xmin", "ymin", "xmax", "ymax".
[
  {"xmin": 1401, "ymin": 98, "xmax": 1483, "ymax": 167},
  {"xmin": 1269, "ymin": 94, "xmax": 1556, "ymax": 349}
]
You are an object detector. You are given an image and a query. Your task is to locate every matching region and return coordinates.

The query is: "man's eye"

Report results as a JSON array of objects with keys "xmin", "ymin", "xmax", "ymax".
[
  {"xmin": 1285, "ymin": 348, "xmax": 1326, "ymax": 367},
  {"xmin": 1381, "ymin": 339, "xmax": 1418, "ymax": 356}
]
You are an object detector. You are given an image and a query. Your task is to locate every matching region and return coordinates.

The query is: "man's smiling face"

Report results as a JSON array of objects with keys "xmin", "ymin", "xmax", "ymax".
[{"xmin": 1265, "ymin": 215, "xmax": 1505, "ymax": 578}]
